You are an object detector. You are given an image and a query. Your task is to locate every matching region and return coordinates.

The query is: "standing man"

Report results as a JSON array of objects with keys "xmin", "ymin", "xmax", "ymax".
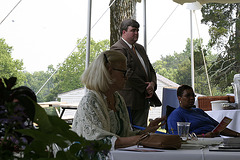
[{"xmin": 111, "ymin": 19, "xmax": 161, "ymax": 127}]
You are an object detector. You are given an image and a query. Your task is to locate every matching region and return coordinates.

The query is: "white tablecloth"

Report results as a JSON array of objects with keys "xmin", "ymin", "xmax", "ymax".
[
  {"xmin": 111, "ymin": 146, "xmax": 240, "ymax": 160},
  {"xmin": 206, "ymin": 109, "xmax": 240, "ymax": 132},
  {"xmin": 111, "ymin": 138, "xmax": 240, "ymax": 160}
]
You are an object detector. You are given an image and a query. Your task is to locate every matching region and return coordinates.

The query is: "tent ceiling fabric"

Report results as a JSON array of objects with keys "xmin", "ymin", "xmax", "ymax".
[{"xmin": 173, "ymin": 0, "xmax": 240, "ymax": 5}]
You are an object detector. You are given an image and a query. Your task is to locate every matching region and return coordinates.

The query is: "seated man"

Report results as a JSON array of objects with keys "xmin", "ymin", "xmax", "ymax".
[{"xmin": 167, "ymin": 85, "xmax": 240, "ymax": 138}]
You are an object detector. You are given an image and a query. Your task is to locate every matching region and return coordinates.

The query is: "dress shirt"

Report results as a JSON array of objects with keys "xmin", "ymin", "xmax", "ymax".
[{"xmin": 121, "ymin": 38, "xmax": 148, "ymax": 74}]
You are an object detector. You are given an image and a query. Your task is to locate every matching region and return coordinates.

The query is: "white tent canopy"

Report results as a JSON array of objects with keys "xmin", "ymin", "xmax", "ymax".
[{"xmin": 174, "ymin": 0, "xmax": 240, "ymax": 5}]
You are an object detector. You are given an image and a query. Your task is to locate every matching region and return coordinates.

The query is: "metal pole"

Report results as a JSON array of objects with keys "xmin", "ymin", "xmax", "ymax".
[
  {"xmin": 185, "ymin": 2, "xmax": 202, "ymax": 91},
  {"xmin": 143, "ymin": 0, "xmax": 147, "ymax": 50},
  {"xmin": 85, "ymin": 0, "xmax": 92, "ymax": 93},
  {"xmin": 86, "ymin": 0, "xmax": 92, "ymax": 70},
  {"xmin": 190, "ymin": 10, "xmax": 195, "ymax": 91}
]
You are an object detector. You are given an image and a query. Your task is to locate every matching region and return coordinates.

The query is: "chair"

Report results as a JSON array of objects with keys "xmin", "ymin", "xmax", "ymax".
[
  {"xmin": 165, "ymin": 105, "xmax": 176, "ymax": 133},
  {"xmin": 132, "ymin": 125, "xmax": 167, "ymax": 134},
  {"xmin": 127, "ymin": 107, "xmax": 167, "ymax": 134},
  {"xmin": 161, "ymin": 87, "xmax": 179, "ymax": 117}
]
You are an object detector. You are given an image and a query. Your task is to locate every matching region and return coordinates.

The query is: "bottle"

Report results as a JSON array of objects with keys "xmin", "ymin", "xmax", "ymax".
[{"xmin": 233, "ymin": 74, "xmax": 240, "ymax": 109}]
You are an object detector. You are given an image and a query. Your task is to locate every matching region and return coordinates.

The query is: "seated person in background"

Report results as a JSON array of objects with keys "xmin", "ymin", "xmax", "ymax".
[
  {"xmin": 11, "ymin": 86, "xmax": 37, "ymax": 102},
  {"xmin": 0, "ymin": 85, "xmax": 37, "ymax": 148},
  {"xmin": 10, "ymin": 86, "xmax": 37, "ymax": 141},
  {"xmin": 72, "ymin": 50, "xmax": 165, "ymax": 150},
  {"xmin": 10, "ymin": 86, "xmax": 37, "ymax": 122},
  {"xmin": 167, "ymin": 84, "xmax": 240, "ymax": 138}
]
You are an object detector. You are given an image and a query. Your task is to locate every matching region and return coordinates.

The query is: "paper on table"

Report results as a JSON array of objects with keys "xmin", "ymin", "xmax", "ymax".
[
  {"xmin": 223, "ymin": 137, "xmax": 240, "ymax": 144},
  {"xmin": 212, "ymin": 116, "xmax": 232, "ymax": 133},
  {"xmin": 185, "ymin": 137, "xmax": 223, "ymax": 145},
  {"xmin": 117, "ymin": 145, "xmax": 163, "ymax": 152}
]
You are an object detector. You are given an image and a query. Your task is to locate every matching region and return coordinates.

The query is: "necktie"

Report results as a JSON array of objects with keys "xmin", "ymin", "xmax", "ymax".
[
  {"xmin": 132, "ymin": 45, "xmax": 137, "ymax": 54},
  {"xmin": 132, "ymin": 44, "xmax": 148, "ymax": 75}
]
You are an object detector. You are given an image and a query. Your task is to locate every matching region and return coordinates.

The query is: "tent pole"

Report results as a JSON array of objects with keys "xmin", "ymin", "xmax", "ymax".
[
  {"xmin": 190, "ymin": 9, "xmax": 195, "ymax": 91},
  {"xmin": 86, "ymin": 0, "xmax": 92, "ymax": 70},
  {"xmin": 85, "ymin": 0, "xmax": 92, "ymax": 93},
  {"xmin": 143, "ymin": 0, "xmax": 147, "ymax": 50},
  {"xmin": 185, "ymin": 2, "xmax": 202, "ymax": 91}
]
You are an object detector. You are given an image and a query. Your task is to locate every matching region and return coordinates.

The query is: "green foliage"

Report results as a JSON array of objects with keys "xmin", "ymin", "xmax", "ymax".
[
  {"xmin": 22, "ymin": 38, "xmax": 110, "ymax": 102},
  {"xmin": 201, "ymin": 3, "xmax": 240, "ymax": 90},
  {"xmin": 153, "ymin": 60, "xmax": 178, "ymax": 81},
  {"xmin": 201, "ymin": 3, "xmax": 235, "ymax": 49},
  {"xmin": 18, "ymin": 102, "xmax": 111, "ymax": 159},
  {"xmin": 153, "ymin": 38, "xmax": 227, "ymax": 96},
  {"xmin": 0, "ymin": 79, "xmax": 111, "ymax": 159},
  {"xmin": 23, "ymin": 65, "xmax": 55, "ymax": 102},
  {"xmin": 0, "ymin": 38, "xmax": 26, "ymax": 86},
  {"xmin": 46, "ymin": 38, "xmax": 110, "ymax": 101},
  {"xmin": 153, "ymin": 38, "xmax": 201, "ymax": 86}
]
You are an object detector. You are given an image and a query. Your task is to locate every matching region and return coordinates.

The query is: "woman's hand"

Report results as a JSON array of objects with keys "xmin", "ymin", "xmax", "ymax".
[{"xmin": 141, "ymin": 117, "xmax": 166, "ymax": 134}]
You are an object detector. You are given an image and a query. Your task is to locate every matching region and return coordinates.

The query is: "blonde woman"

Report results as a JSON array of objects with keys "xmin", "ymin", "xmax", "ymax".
[{"xmin": 72, "ymin": 50, "xmax": 165, "ymax": 151}]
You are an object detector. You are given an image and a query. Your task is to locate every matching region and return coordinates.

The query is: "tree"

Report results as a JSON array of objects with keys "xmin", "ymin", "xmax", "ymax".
[
  {"xmin": 110, "ymin": 0, "xmax": 139, "ymax": 45},
  {"xmin": 0, "ymin": 38, "xmax": 25, "ymax": 86},
  {"xmin": 201, "ymin": 3, "xmax": 240, "ymax": 91},
  {"xmin": 153, "ymin": 59, "xmax": 178, "ymax": 82},
  {"xmin": 22, "ymin": 38, "xmax": 110, "ymax": 102},
  {"xmin": 46, "ymin": 38, "xmax": 110, "ymax": 101},
  {"xmin": 153, "ymin": 38, "xmax": 220, "ymax": 96},
  {"xmin": 23, "ymin": 65, "xmax": 55, "ymax": 102}
]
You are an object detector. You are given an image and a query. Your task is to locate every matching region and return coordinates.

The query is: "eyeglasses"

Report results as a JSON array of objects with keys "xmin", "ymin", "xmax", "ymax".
[
  {"xmin": 112, "ymin": 68, "xmax": 127, "ymax": 77},
  {"xmin": 188, "ymin": 132, "xmax": 198, "ymax": 141},
  {"xmin": 104, "ymin": 54, "xmax": 127, "ymax": 77}
]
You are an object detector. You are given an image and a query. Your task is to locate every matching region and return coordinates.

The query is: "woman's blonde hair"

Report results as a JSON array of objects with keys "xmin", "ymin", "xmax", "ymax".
[{"xmin": 81, "ymin": 50, "xmax": 127, "ymax": 93}]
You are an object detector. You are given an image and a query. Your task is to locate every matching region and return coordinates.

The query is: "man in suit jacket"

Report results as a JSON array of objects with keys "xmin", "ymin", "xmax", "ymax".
[{"xmin": 110, "ymin": 19, "xmax": 161, "ymax": 127}]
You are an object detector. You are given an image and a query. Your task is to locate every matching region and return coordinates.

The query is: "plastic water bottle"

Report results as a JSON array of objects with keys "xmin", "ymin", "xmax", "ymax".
[{"xmin": 233, "ymin": 74, "xmax": 240, "ymax": 109}]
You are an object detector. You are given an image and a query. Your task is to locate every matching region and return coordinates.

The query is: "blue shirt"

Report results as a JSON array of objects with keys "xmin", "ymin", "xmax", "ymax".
[{"xmin": 167, "ymin": 107, "xmax": 219, "ymax": 135}]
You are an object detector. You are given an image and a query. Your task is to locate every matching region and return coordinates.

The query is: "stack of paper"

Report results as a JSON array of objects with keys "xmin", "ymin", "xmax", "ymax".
[{"xmin": 220, "ymin": 137, "xmax": 240, "ymax": 149}]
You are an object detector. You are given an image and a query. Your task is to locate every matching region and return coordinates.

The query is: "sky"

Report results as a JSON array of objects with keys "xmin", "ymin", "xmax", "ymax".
[{"xmin": 0, "ymin": 0, "xmax": 210, "ymax": 73}]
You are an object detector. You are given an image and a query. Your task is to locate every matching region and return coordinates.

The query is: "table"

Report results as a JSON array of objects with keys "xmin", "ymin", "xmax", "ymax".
[
  {"xmin": 111, "ymin": 138, "xmax": 240, "ymax": 160},
  {"xmin": 39, "ymin": 102, "xmax": 78, "ymax": 124},
  {"xmin": 38, "ymin": 101, "xmax": 65, "ymax": 108},
  {"xmin": 111, "ymin": 147, "xmax": 240, "ymax": 160},
  {"xmin": 57, "ymin": 103, "xmax": 78, "ymax": 119},
  {"xmin": 206, "ymin": 109, "xmax": 240, "ymax": 132},
  {"xmin": 49, "ymin": 103, "xmax": 78, "ymax": 125}
]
